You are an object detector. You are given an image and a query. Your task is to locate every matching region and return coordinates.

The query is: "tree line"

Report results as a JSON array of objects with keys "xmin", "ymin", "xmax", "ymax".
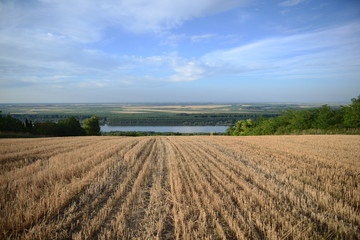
[
  {"xmin": 10, "ymin": 113, "xmax": 277, "ymax": 126},
  {"xmin": 0, "ymin": 114, "xmax": 100, "ymax": 137},
  {"xmin": 226, "ymin": 95, "xmax": 360, "ymax": 136},
  {"xmin": 106, "ymin": 113, "xmax": 277, "ymax": 126}
]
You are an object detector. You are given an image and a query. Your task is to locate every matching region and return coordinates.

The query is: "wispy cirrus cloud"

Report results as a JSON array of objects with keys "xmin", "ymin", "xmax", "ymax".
[
  {"xmin": 170, "ymin": 61, "xmax": 206, "ymax": 82},
  {"xmin": 0, "ymin": 0, "xmax": 251, "ymax": 40},
  {"xmin": 1, "ymin": 21, "xmax": 359, "ymax": 88},
  {"xmin": 0, "ymin": 0, "xmax": 251, "ymax": 89},
  {"xmin": 279, "ymin": 0, "xmax": 306, "ymax": 7},
  {"xmin": 201, "ymin": 22, "xmax": 360, "ymax": 80},
  {"xmin": 1, "ymin": 0, "xmax": 359, "ymax": 103},
  {"xmin": 191, "ymin": 34, "xmax": 217, "ymax": 42}
]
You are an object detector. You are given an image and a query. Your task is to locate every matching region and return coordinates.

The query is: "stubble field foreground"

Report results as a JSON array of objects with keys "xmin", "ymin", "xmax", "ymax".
[{"xmin": 0, "ymin": 135, "xmax": 359, "ymax": 239}]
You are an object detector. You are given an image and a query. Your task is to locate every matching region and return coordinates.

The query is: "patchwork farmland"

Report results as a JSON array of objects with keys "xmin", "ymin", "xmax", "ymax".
[{"xmin": 0, "ymin": 135, "xmax": 359, "ymax": 239}]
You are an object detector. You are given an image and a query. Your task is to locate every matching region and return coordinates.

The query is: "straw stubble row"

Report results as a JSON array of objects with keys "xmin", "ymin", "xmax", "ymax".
[{"xmin": 0, "ymin": 135, "xmax": 359, "ymax": 239}]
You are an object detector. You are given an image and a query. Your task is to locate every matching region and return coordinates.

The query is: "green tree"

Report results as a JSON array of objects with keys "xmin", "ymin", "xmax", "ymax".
[
  {"xmin": 25, "ymin": 119, "xmax": 33, "ymax": 133},
  {"xmin": 0, "ymin": 113, "xmax": 25, "ymax": 132},
  {"xmin": 343, "ymin": 95, "xmax": 360, "ymax": 128},
  {"xmin": 232, "ymin": 119, "xmax": 253, "ymax": 136},
  {"xmin": 313, "ymin": 105, "xmax": 337, "ymax": 129},
  {"xmin": 33, "ymin": 121, "xmax": 58, "ymax": 136},
  {"xmin": 287, "ymin": 109, "xmax": 315, "ymax": 131},
  {"xmin": 225, "ymin": 125, "xmax": 234, "ymax": 136},
  {"xmin": 83, "ymin": 116, "xmax": 100, "ymax": 135},
  {"xmin": 57, "ymin": 117, "xmax": 85, "ymax": 136},
  {"xmin": 252, "ymin": 118, "xmax": 277, "ymax": 135}
]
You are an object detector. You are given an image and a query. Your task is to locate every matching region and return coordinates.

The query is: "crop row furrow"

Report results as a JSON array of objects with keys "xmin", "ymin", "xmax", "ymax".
[
  {"xmin": 177, "ymin": 138, "xmax": 285, "ymax": 239},
  {"xmin": 1, "ymin": 135, "xmax": 359, "ymax": 239},
  {"xmin": 182, "ymin": 138, "xmax": 324, "ymax": 238},
  {"xmin": 139, "ymin": 137, "xmax": 174, "ymax": 239},
  {"xmin": 29, "ymin": 138, "xmax": 143, "ymax": 239},
  {"xmin": 169, "ymin": 139, "xmax": 230, "ymax": 239},
  {"xmin": 196, "ymin": 137, "xmax": 360, "ymax": 238},
  {"xmin": 201, "ymin": 137, "xmax": 359, "ymax": 213},
  {"xmin": 169, "ymin": 138, "xmax": 247, "ymax": 239},
  {"xmin": 101, "ymin": 138, "xmax": 157, "ymax": 239},
  {"xmin": 73, "ymin": 137, "xmax": 156, "ymax": 239},
  {"xmin": 0, "ymin": 137, "xmax": 106, "ymax": 166},
  {"xmin": 0, "ymin": 138, "xmax": 140, "ymax": 238}
]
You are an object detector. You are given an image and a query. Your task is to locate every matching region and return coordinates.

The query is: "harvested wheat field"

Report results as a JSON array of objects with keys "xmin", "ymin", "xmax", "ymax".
[{"xmin": 0, "ymin": 135, "xmax": 359, "ymax": 239}]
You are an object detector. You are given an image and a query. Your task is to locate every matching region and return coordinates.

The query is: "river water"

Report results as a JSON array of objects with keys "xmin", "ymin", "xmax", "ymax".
[{"xmin": 101, "ymin": 125, "xmax": 228, "ymax": 133}]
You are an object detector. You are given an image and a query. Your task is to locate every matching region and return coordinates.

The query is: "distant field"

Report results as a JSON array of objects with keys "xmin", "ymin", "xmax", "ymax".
[
  {"xmin": 0, "ymin": 103, "xmax": 328, "ymax": 115},
  {"xmin": 0, "ymin": 102, "xmax": 330, "ymax": 126},
  {"xmin": 0, "ymin": 103, "xmax": 238, "ymax": 114},
  {"xmin": 1, "ymin": 135, "xmax": 359, "ymax": 239}
]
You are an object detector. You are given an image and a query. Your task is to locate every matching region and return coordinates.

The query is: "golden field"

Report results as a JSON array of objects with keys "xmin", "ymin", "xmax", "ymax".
[{"xmin": 0, "ymin": 135, "xmax": 359, "ymax": 239}]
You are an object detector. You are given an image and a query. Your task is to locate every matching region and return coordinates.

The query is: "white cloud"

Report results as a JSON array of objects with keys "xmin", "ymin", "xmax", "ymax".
[
  {"xmin": 78, "ymin": 81, "xmax": 107, "ymax": 88},
  {"xmin": 279, "ymin": 0, "xmax": 306, "ymax": 7},
  {"xmin": 0, "ymin": 0, "xmax": 250, "ymax": 42},
  {"xmin": 170, "ymin": 61, "xmax": 206, "ymax": 82},
  {"xmin": 201, "ymin": 22, "xmax": 360, "ymax": 80},
  {"xmin": 2, "ymin": 0, "xmax": 359, "ymax": 103},
  {"xmin": 137, "ymin": 54, "xmax": 208, "ymax": 82},
  {"xmin": 0, "ymin": 0, "xmax": 250, "ymax": 89},
  {"xmin": 191, "ymin": 34, "xmax": 217, "ymax": 42},
  {"xmin": 0, "ymin": 25, "xmax": 132, "ymax": 86},
  {"xmin": 161, "ymin": 33, "xmax": 187, "ymax": 47},
  {"xmin": 109, "ymin": 0, "xmax": 251, "ymax": 33}
]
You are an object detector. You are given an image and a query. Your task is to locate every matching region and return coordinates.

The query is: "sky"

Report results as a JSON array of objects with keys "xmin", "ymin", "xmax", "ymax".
[{"xmin": 0, "ymin": 0, "xmax": 359, "ymax": 103}]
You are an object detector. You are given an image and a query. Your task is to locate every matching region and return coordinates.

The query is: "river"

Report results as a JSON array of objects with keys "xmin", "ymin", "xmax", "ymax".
[{"xmin": 100, "ymin": 125, "xmax": 228, "ymax": 133}]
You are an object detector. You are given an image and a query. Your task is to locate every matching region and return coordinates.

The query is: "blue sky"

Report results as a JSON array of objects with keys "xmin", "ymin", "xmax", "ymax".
[{"xmin": 0, "ymin": 0, "xmax": 359, "ymax": 103}]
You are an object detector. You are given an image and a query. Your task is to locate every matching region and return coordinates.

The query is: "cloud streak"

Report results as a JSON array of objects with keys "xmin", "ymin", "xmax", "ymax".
[
  {"xmin": 279, "ymin": 0, "xmax": 306, "ymax": 7},
  {"xmin": 0, "ymin": 0, "xmax": 359, "ymax": 103},
  {"xmin": 0, "ymin": 0, "xmax": 251, "ymax": 88},
  {"xmin": 1, "ymin": 21, "xmax": 359, "ymax": 88},
  {"xmin": 201, "ymin": 22, "xmax": 360, "ymax": 81},
  {"xmin": 0, "ymin": 0, "xmax": 250, "ymax": 40},
  {"xmin": 191, "ymin": 34, "xmax": 217, "ymax": 42}
]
